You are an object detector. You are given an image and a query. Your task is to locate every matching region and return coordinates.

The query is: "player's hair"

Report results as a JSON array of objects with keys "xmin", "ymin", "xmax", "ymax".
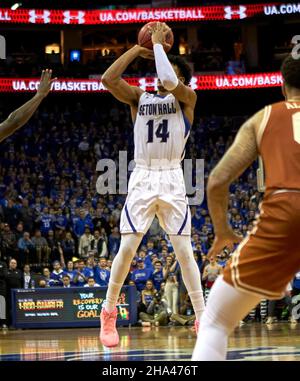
[
  {"xmin": 168, "ymin": 55, "xmax": 192, "ymax": 85},
  {"xmin": 281, "ymin": 54, "xmax": 300, "ymax": 90}
]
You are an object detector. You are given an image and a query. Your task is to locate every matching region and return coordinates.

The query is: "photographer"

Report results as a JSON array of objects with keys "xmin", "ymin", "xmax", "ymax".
[{"xmin": 139, "ymin": 291, "xmax": 171, "ymax": 327}]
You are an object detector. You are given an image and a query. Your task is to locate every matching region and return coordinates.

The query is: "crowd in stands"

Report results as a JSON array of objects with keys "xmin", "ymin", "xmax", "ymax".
[{"xmin": 0, "ymin": 97, "xmax": 298, "ymax": 328}]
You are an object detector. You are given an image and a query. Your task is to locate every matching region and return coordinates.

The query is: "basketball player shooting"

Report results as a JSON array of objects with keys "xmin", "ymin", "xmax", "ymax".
[
  {"xmin": 192, "ymin": 55, "xmax": 300, "ymax": 361},
  {"xmin": 99, "ymin": 22, "xmax": 205, "ymax": 347},
  {"xmin": 0, "ymin": 69, "xmax": 55, "ymax": 142}
]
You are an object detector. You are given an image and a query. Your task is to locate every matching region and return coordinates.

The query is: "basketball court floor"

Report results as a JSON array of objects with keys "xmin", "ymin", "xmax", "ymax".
[{"xmin": 1, "ymin": 323, "xmax": 300, "ymax": 361}]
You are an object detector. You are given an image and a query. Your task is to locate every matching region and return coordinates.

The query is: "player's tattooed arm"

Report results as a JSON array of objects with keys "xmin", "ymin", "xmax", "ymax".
[
  {"xmin": 0, "ymin": 69, "xmax": 55, "ymax": 143},
  {"xmin": 102, "ymin": 45, "xmax": 153, "ymax": 106},
  {"xmin": 207, "ymin": 110, "xmax": 264, "ymax": 236}
]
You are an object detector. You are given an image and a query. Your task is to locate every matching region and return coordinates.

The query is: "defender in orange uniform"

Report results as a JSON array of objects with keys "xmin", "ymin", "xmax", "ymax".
[{"xmin": 192, "ymin": 55, "xmax": 300, "ymax": 361}]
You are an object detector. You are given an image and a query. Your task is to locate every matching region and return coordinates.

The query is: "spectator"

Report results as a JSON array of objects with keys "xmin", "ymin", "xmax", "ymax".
[
  {"xmin": 17, "ymin": 232, "xmax": 35, "ymax": 267},
  {"xmin": 95, "ymin": 258, "xmax": 110, "ymax": 286},
  {"xmin": 42, "ymin": 267, "xmax": 52, "ymax": 287},
  {"xmin": 18, "ymin": 198, "xmax": 34, "ymax": 232},
  {"xmin": 22, "ymin": 264, "xmax": 33, "ymax": 289},
  {"xmin": 38, "ymin": 279, "xmax": 47, "ymax": 288},
  {"xmin": 151, "ymin": 260, "xmax": 165, "ymax": 291},
  {"xmin": 84, "ymin": 277, "xmax": 100, "ymax": 288},
  {"xmin": 139, "ymin": 291, "xmax": 170, "ymax": 327},
  {"xmin": 131, "ymin": 259, "xmax": 151, "ymax": 293},
  {"xmin": 61, "ymin": 232, "xmax": 76, "ymax": 262},
  {"xmin": 90, "ymin": 229, "xmax": 108, "ymax": 259},
  {"xmin": 4, "ymin": 199, "xmax": 20, "ymax": 229},
  {"xmin": 62, "ymin": 274, "xmax": 72, "ymax": 288},
  {"xmin": 15, "ymin": 222, "xmax": 25, "ymax": 242},
  {"xmin": 37, "ymin": 207, "xmax": 54, "ymax": 236},
  {"xmin": 0, "ymin": 258, "xmax": 7, "ymax": 328},
  {"xmin": 164, "ymin": 272, "xmax": 179, "ymax": 315},
  {"xmin": 202, "ymin": 256, "xmax": 223, "ymax": 302},
  {"xmin": 74, "ymin": 209, "xmax": 93, "ymax": 238},
  {"xmin": 73, "ymin": 259, "xmax": 88, "ymax": 287},
  {"xmin": 108, "ymin": 226, "xmax": 121, "ymax": 259},
  {"xmin": 141, "ymin": 280, "xmax": 157, "ymax": 308},
  {"xmin": 5, "ymin": 259, "xmax": 22, "ymax": 326},
  {"xmin": 63, "ymin": 260, "xmax": 76, "ymax": 283},
  {"xmin": 50, "ymin": 261, "xmax": 65, "ymax": 287},
  {"xmin": 54, "ymin": 208, "xmax": 68, "ymax": 232},
  {"xmin": 32, "ymin": 229, "xmax": 50, "ymax": 265},
  {"xmin": 1, "ymin": 223, "xmax": 17, "ymax": 261},
  {"xmin": 78, "ymin": 226, "xmax": 94, "ymax": 258}
]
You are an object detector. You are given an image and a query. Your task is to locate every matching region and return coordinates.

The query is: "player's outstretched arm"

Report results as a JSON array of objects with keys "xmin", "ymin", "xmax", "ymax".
[
  {"xmin": 151, "ymin": 23, "xmax": 196, "ymax": 108},
  {"xmin": 102, "ymin": 45, "xmax": 153, "ymax": 106},
  {"xmin": 207, "ymin": 110, "xmax": 264, "ymax": 258},
  {"xmin": 0, "ymin": 69, "xmax": 56, "ymax": 143}
]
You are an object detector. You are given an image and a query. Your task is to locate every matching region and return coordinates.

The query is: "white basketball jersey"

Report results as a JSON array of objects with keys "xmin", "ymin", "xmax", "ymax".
[{"xmin": 134, "ymin": 92, "xmax": 191, "ymax": 166}]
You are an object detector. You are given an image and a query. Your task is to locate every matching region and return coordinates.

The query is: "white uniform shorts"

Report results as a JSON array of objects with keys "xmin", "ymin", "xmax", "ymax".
[{"xmin": 120, "ymin": 165, "xmax": 191, "ymax": 236}]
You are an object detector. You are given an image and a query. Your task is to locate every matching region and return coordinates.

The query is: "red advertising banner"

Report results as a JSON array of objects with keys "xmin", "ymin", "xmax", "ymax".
[
  {"xmin": 0, "ymin": 3, "xmax": 299, "ymax": 25},
  {"xmin": 0, "ymin": 73, "xmax": 283, "ymax": 93}
]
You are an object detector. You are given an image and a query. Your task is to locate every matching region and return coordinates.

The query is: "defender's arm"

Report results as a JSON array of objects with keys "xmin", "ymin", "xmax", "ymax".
[{"xmin": 0, "ymin": 69, "xmax": 55, "ymax": 143}]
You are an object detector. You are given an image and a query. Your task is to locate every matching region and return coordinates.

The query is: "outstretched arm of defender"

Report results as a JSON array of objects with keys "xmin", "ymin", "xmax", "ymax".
[
  {"xmin": 151, "ymin": 23, "xmax": 196, "ymax": 108},
  {"xmin": 207, "ymin": 110, "xmax": 264, "ymax": 257},
  {"xmin": 101, "ymin": 45, "xmax": 153, "ymax": 106},
  {"xmin": 0, "ymin": 69, "xmax": 56, "ymax": 143}
]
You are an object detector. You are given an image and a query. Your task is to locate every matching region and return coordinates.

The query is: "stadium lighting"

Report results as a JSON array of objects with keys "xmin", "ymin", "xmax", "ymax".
[{"xmin": 11, "ymin": 3, "xmax": 22, "ymax": 11}]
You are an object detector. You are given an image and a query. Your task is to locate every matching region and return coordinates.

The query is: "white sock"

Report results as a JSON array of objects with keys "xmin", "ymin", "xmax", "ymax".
[
  {"xmin": 169, "ymin": 235, "xmax": 205, "ymax": 321},
  {"xmin": 104, "ymin": 233, "xmax": 142, "ymax": 313},
  {"xmin": 192, "ymin": 276, "xmax": 261, "ymax": 361}
]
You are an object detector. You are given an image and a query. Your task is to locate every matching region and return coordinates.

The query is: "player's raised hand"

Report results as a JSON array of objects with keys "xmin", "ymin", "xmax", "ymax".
[
  {"xmin": 138, "ymin": 46, "xmax": 155, "ymax": 60},
  {"xmin": 149, "ymin": 22, "xmax": 172, "ymax": 51},
  {"xmin": 208, "ymin": 228, "xmax": 243, "ymax": 260},
  {"xmin": 37, "ymin": 69, "xmax": 57, "ymax": 98}
]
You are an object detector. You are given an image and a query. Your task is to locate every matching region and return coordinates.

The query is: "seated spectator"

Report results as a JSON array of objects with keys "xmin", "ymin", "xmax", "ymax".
[
  {"xmin": 169, "ymin": 294, "xmax": 196, "ymax": 327},
  {"xmin": 62, "ymin": 274, "xmax": 72, "ymax": 288},
  {"xmin": 60, "ymin": 232, "xmax": 76, "ymax": 262},
  {"xmin": 131, "ymin": 259, "xmax": 152, "ymax": 293},
  {"xmin": 50, "ymin": 261, "xmax": 65, "ymax": 287},
  {"xmin": 38, "ymin": 279, "xmax": 47, "ymax": 288},
  {"xmin": 42, "ymin": 267, "xmax": 52, "ymax": 287},
  {"xmin": 139, "ymin": 291, "xmax": 170, "ymax": 327},
  {"xmin": 17, "ymin": 232, "xmax": 35, "ymax": 267},
  {"xmin": 141, "ymin": 280, "xmax": 157, "ymax": 308},
  {"xmin": 84, "ymin": 277, "xmax": 100, "ymax": 288},
  {"xmin": 95, "ymin": 258, "xmax": 110, "ymax": 286},
  {"xmin": 32, "ymin": 229, "xmax": 50, "ymax": 265},
  {"xmin": 78, "ymin": 226, "xmax": 94, "ymax": 259}
]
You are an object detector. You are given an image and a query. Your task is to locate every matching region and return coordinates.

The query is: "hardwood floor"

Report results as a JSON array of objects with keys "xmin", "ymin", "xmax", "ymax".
[{"xmin": 0, "ymin": 323, "xmax": 300, "ymax": 361}]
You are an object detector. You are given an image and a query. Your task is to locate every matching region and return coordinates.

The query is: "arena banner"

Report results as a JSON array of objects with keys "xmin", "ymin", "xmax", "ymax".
[
  {"xmin": 11, "ymin": 285, "xmax": 137, "ymax": 328},
  {"xmin": 0, "ymin": 3, "xmax": 299, "ymax": 25},
  {"xmin": 0, "ymin": 72, "xmax": 283, "ymax": 93}
]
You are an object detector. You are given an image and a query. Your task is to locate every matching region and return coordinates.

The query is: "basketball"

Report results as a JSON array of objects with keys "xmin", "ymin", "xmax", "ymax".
[{"xmin": 138, "ymin": 22, "xmax": 174, "ymax": 52}]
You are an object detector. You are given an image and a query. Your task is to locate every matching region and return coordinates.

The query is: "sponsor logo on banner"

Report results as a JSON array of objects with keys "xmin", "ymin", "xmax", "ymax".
[
  {"xmin": 28, "ymin": 10, "xmax": 51, "ymax": 23},
  {"xmin": 224, "ymin": 5, "xmax": 247, "ymax": 19}
]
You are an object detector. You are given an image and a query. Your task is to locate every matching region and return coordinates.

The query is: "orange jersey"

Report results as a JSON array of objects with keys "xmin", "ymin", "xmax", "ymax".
[{"xmin": 259, "ymin": 100, "xmax": 300, "ymax": 197}]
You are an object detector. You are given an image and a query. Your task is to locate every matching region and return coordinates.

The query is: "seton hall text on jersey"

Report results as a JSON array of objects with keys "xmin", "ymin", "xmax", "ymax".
[{"xmin": 139, "ymin": 102, "xmax": 177, "ymax": 116}]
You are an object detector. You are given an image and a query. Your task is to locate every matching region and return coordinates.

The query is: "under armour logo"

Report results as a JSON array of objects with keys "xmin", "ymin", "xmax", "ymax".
[
  {"xmin": 63, "ymin": 11, "xmax": 85, "ymax": 24},
  {"xmin": 29, "ymin": 10, "xmax": 51, "ymax": 24},
  {"xmin": 189, "ymin": 76, "xmax": 198, "ymax": 90},
  {"xmin": 139, "ymin": 77, "xmax": 158, "ymax": 91},
  {"xmin": 224, "ymin": 6, "xmax": 247, "ymax": 20}
]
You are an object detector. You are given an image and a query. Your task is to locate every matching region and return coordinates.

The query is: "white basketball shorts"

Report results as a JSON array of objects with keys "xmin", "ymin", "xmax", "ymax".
[{"xmin": 120, "ymin": 165, "xmax": 191, "ymax": 236}]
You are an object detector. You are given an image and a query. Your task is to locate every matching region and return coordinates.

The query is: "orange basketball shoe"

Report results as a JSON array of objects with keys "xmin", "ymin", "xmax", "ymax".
[{"xmin": 100, "ymin": 307, "xmax": 119, "ymax": 347}]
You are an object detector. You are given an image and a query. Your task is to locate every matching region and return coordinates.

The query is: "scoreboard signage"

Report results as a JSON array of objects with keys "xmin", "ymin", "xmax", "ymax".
[{"xmin": 12, "ymin": 286, "xmax": 137, "ymax": 328}]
